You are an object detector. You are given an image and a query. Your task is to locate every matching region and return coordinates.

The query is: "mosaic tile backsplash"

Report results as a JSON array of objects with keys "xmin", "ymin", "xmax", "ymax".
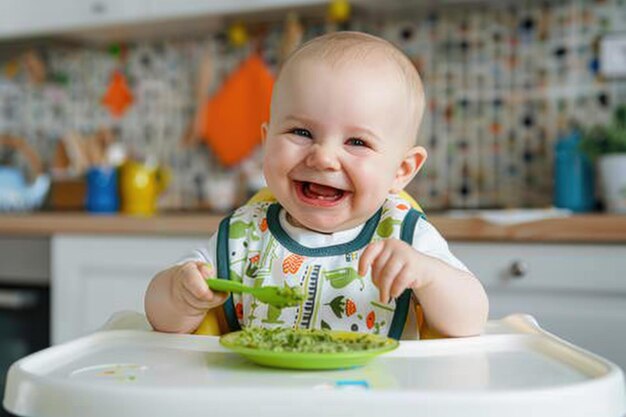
[{"xmin": 1, "ymin": 0, "xmax": 625, "ymax": 210}]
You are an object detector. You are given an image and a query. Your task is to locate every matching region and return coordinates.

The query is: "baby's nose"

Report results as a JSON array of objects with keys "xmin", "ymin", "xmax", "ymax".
[{"xmin": 305, "ymin": 144, "xmax": 341, "ymax": 171}]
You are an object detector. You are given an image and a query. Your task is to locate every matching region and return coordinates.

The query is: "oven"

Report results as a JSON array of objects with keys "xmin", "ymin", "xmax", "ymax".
[{"xmin": 0, "ymin": 237, "xmax": 50, "ymax": 417}]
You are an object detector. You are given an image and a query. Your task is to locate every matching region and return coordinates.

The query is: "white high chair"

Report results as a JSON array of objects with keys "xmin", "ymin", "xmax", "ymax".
[{"xmin": 4, "ymin": 311, "xmax": 625, "ymax": 417}]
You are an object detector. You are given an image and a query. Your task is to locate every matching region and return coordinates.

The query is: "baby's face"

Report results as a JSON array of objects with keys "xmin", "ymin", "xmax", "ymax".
[{"xmin": 263, "ymin": 57, "xmax": 418, "ymax": 233}]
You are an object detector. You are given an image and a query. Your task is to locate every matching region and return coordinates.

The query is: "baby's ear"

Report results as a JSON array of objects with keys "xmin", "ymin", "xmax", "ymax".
[
  {"xmin": 260, "ymin": 122, "xmax": 269, "ymax": 144},
  {"xmin": 390, "ymin": 146, "xmax": 427, "ymax": 194}
]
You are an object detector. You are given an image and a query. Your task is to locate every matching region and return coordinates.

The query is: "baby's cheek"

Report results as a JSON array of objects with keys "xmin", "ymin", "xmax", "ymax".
[
  {"xmin": 263, "ymin": 148, "xmax": 286, "ymax": 174},
  {"xmin": 354, "ymin": 166, "xmax": 389, "ymax": 192}
]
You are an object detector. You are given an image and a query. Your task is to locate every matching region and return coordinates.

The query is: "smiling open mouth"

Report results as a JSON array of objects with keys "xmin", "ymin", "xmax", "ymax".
[{"xmin": 295, "ymin": 181, "xmax": 348, "ymax": 205}]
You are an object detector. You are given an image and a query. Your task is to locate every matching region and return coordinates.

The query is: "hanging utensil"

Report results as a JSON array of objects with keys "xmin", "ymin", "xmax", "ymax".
[{"xmin": 279, "ymin": 12, "xmax": 304, "ymax": 66}]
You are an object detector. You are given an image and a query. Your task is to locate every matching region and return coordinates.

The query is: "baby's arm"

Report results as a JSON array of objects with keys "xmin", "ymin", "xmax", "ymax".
[
  {"xmin": 145, "ymin": 244, "xmax": 228, "ymax": 333},
  {"xmin": 359, "ymin": 221, "xmax": 488, "ymax": 338}
]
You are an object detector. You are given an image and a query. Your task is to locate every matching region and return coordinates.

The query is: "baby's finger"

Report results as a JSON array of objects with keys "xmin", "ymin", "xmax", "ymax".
[
  {"xmin": 181, "ymin": 282, "xmax": 230, "ymax": 312},
  {"xmin": 180, "ymin": 285, "xmax": 214, "ymax": 310},
  {"xmin": 376, "ymin": 257, "xmax": 405, "ymax": 303},
  {"xmin": 389, "ymin": 265, "xmax": 413, "ymax": 299},
  {"xmin": 181, "ymin": 272, "xmax": 214, "ymax": 302},
  {"xmin": 211, "ymin": 290, "xmax": 230, "ymax": 306},
  {"xmin": 370, "ymin": 246, "xmax": 393, "ymax": 287},
  {"xmin": 197, "ymin": 262, "xmax": 215, "ymax": 279},
  {"xmin": 358, "ymin": 241, "xmax": 385, "ymax": 277}
]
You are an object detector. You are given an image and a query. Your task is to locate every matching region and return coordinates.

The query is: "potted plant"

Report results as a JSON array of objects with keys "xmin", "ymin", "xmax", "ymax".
[{"xmin": 580, "ymin": 106, "xmax": 626, "ymax": 213}]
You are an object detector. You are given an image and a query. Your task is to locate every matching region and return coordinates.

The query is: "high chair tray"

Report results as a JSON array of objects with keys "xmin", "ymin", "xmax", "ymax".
[{"xmin": 4, "ymin": 313, "xmax": 625, "ymax": 417}]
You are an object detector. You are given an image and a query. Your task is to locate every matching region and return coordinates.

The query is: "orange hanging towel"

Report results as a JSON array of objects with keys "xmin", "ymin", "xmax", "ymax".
[
  {"xmin": 199, "ymin": 53, "xmax": 274, "ymax": 166},
  {"xmin": 102, "ymin": 70, "xmax": 133, "ymax": 117}
]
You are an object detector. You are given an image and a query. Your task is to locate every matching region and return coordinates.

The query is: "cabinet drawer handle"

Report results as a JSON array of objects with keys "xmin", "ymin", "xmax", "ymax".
[
  {"xmin": 509, "ymin": 260, "xmax": 528, "ymax": 278},
  {"xmin": 0, "ymin": 289, "xmax": 38, "ymax": 310}
]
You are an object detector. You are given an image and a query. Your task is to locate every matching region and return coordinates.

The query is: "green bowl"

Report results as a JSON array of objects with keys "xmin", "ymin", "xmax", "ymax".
[{"xmin": 219, "ymin": 330, "xmax": 399, "ymax": 370}]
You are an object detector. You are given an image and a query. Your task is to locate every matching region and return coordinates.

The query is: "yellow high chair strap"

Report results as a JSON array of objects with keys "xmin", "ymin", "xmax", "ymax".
[{"xmin": 194, "ymin": 304, "xmax": 230, "ymax": 336}]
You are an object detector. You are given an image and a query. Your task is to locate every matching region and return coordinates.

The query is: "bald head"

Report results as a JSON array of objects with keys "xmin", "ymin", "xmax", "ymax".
[{"xmin": 272, "ymin": 31, "xmax": 425, "ymax": 144}]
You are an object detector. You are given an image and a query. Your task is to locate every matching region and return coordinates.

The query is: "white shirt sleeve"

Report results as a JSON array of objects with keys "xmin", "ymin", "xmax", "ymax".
[
  {"xmin": 176, "ymin": 232, "xmax": 219, "ymax": 271},
  {"xmin": 412, "ymin": 218, "xmax": 470, "ymax": 273}
]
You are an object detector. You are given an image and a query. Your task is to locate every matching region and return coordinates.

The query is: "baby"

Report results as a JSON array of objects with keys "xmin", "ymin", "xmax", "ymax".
[{"xmin": 145, "ymin": 31, "xmax": 488, "ymax": 339}]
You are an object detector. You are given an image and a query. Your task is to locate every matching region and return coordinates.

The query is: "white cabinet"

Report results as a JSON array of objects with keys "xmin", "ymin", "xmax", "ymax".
[
  {"xmin": 51, "ymin": 234, "xmax": 205, "ymax": 344},
  {"xmin": 148, "ymin": 0, "xmax": 326, "ymax": 20},
  {"xmin": 0, "ymin": 0, "xmax": 148, "ymax": 38},
  {"xmin": 0, "ymin": 0, "xmax": 326, "ymax": 40},
  {"xmin": 450, "ymin": 242, "xmax": 626, "ymax": 371},
  {"xmin": 0, "ymin": 237, "xmax": 49, "ymax": 285}
]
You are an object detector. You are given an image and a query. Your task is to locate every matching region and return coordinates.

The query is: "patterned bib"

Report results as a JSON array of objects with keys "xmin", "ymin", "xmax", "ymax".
[{"xmin": 215, "ymin": 194, "xmax": 424, "ymax": 339}]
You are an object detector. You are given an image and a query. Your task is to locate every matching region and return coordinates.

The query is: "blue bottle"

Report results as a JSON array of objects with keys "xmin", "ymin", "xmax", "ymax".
[{"xmin": 553, "ymin": 129, "xmax": 595, "ymax": 212}]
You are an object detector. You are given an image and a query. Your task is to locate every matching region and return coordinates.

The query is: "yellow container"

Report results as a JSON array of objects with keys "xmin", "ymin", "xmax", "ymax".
[{"xmin": 119, "ymin": 161, "xmax": 169, "ymax": 216}]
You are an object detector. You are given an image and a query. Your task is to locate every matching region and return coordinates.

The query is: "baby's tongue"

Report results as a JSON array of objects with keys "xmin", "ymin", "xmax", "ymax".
[{"xmin": 307, "ymin": 182, "xmax": 341, "ymax": 197}]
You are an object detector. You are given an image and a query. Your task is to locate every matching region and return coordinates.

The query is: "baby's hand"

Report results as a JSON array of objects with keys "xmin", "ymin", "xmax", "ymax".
[
  {"xmin": 358, "ymin": 239, "xmax": 432, "ymax": 303},
  {"xmin": 170, "ymin": 261, "xmax": 229, "ymax": 316}
]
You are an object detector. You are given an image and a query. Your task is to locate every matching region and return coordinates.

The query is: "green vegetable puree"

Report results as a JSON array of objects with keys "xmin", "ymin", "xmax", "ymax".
[
  {"xmin": 275, "ymin": 286, "xmax": 306, "ymax": 306},
  {"xmin": 231, "ymin": 327, "xmax": 388, "ymax": 353}
]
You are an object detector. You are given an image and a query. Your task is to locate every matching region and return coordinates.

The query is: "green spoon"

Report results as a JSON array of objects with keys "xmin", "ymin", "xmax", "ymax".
[{"xmin": 206, "ymin": 278, "xmax": 305, "ymax": 309}]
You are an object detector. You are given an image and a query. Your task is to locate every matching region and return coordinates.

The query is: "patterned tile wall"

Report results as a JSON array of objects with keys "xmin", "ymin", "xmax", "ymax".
[{"xmin": 0, "ymin": 0, "xmax": 625, "ymax": 210}]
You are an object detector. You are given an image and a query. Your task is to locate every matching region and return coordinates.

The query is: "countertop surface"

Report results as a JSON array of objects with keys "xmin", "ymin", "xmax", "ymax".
[{"xmin": 1, "ymin": 211, "xmax": 626, "ymax": 243}]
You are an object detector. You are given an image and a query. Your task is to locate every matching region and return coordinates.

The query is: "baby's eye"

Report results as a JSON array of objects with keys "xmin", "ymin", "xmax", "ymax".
[
  {"xmin": 346, "ymin": 137, "xmax": 368, "ymax": 147},
  {"xmin": 289, "ymin": 128, "xmax": 312, "ymax": 138}
]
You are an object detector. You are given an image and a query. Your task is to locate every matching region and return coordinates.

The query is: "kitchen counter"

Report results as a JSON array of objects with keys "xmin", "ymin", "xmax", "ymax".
[{"xmin": 1, "ymin": 212, "xmax": 626, "ymax": 243}]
